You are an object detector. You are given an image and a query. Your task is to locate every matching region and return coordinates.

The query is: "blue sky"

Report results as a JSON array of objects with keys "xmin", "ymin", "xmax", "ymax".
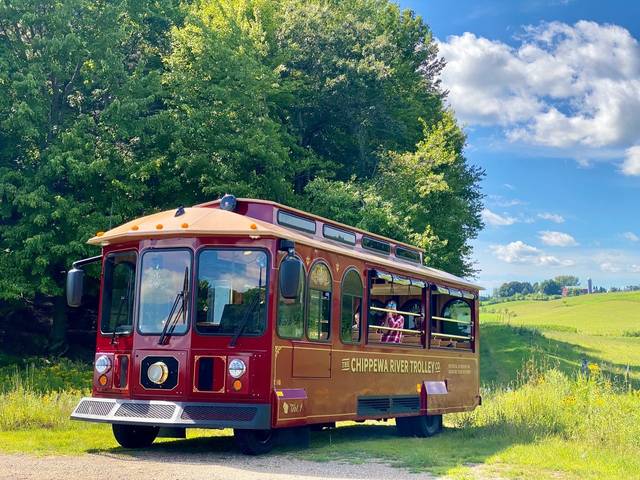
[{"xmin": 399, "ymin": 0, "xmax": 640, "ymax": 292}]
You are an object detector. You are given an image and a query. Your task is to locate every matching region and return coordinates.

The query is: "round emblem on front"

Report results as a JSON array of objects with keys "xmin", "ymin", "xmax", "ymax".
[{"xmin": 147, "ymin": 361, "xmax": 169, "ymax": 385}]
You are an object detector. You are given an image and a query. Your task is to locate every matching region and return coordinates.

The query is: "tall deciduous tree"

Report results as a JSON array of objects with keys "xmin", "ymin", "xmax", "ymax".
[
  {"xmin": 304, "ymin": 113, "xmax": 484, "ymax": 277},
  {"xmin": 0, "ymin": 0, "xmax": 182, "ymax": 351},
  {"xmin": 1, "ymin": 0, "xmax": 485, "ymax": 352}
]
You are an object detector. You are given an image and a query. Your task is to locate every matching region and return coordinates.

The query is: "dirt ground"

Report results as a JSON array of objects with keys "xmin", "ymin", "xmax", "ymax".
[{"xmin": 0, "ymin": 452, "xmax": 439, "ymax": 480}]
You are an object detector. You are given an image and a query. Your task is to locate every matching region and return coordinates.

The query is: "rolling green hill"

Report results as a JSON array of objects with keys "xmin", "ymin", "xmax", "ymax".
[{"xmin": 480, "ymin": 291, "xmax": 640, "ymax": 386}]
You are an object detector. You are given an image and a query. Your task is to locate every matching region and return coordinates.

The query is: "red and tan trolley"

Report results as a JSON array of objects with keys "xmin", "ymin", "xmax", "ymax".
[{"xmin": 69, "ymin": 196, "xmax": 482, "ymax": 454}]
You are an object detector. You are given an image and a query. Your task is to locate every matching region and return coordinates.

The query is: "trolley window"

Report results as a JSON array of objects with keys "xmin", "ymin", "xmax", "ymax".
[
  {"xmin": 277, "ymin": 210, "xmax": 316, "ymax": 234},
  {"xmin": 340, "ymin": 269, "xmax": 363, "ymax": 343},
  {"xmin": 100, "ymin": 250, "xmax": 137, "ymax": 334},
  {"xmin": 323, "ymin": 225, "xmax": 356, "ymax": 246},
  {"xmin": 362, "ymin": 236, "xmax": 391, "ymax": 254},
  {"xmin": 430, "ymin": 286, "xmax": 474, "ymax": 350},
  {"xmin": 277, "ymin": 256, "xmax": 305, "ymax": 339},
  {"xmin": 366, "ymin": 271, "xmax": 425, "ymax": 346},
  {"xmin": 195, "ymin": 249, "xmax": 268, "ymax": 336},
  {"xmin": 307, "ymin": 263, "xmax": 332, "ymax": 341},
  {"xmin": 396, "ymin": 247, "xmax": 421, "ymax": 263}
]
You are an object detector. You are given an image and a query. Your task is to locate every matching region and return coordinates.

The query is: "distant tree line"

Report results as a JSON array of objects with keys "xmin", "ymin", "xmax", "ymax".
[
  {"xmin": 493, "ymin": 276, "xmax": 635, "ymax": 300},
  {"xmin": 0, "ymin": 0, "xmax": 484, "ymax": 353},
  {"xmin": 496, "ymin": 275, "xmax": 579, "ymax": 298}
]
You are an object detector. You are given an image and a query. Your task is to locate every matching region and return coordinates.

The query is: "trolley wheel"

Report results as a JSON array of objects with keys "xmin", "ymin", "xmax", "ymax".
[
  {"xmin": 395, "ymin": 416, "xmax": 414, "ymax": 437},
  {"xmin": 413, "ymin": 414, "xmax": 443, "ymax": 437},
  {"xmin": 234, "ymin": 428, "xmax": 276, "ymax": 455},
  {"xmin": 112, "ymin": 424, "xmax": 159, "ymax": 448}
]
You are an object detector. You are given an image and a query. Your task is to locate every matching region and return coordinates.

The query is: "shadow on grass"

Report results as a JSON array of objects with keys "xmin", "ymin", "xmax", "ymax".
[{"xmin": 481, "ymin": 323, "xmax": 640, "ymax": 388}]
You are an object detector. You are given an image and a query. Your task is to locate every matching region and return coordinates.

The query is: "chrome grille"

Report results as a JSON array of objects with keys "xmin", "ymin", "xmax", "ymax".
[
  {"xmin": 114, "ymin": 403, "xmax": 176, "ymax": 419},
  {"xmin": 181, "ymin": 405, "xmax": 257, "ymax": 422},
  {"xmin": 75, "ymin": 400, "xmax": 115, "ymax": 417}
]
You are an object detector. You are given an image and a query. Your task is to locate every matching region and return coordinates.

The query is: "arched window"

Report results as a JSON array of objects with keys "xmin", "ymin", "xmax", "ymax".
[
  {"xmin": 441, "ymin": 299, "xmax": 472, "ymax": 338},
  {"xmin": 307, "ymin": 262, "xmax": 332, "ymax": 341},
  {"xmin": 340, "ymin": 269, "xmax": 363, "ymax": 343},
  {"xmin": 276, "ymin": 256, "xmax": 305, "ymax": 339}
]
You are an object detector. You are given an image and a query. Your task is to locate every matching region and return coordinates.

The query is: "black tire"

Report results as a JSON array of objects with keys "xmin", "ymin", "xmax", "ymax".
[
  {"xmin": 112, "ymin": 424, "xmax": 159, "ymax": 448},
  {"xmin": 234, "ymin": 428, "xmax": 275, "ymax": 455},
  {"xmin": 413, "ymin": 414, "xmax": 442, "ymax": 437},
  {"xmin": 395, "ymin": 416, "xmax": 414, "ymax": 437}
]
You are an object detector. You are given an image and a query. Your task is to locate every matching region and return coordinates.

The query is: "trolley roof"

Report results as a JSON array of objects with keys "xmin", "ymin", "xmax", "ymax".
[{"xmin": 88, "ymin": 200, "xmax": 482, "ymax": 291}]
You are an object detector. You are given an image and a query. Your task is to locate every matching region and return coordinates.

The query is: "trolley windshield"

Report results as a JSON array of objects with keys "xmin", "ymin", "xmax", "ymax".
[
  {"xmin": 195, "ymin": 249, "xmax": 268, "ymax": 336},
  {"xmin": 138, "ymin": 249, "xmax": 191, "ymax": 335}
]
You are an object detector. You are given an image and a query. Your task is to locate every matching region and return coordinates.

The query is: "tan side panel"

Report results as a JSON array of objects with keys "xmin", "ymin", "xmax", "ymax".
[{"xmin": 292, "ymin": 346, "xmax": 331, "ymax": 378}]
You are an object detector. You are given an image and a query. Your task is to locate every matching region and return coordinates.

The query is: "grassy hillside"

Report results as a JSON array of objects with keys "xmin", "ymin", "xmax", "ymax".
[{"xmin": 480, "ymin": 291, "xmax": 640, "ymax": 386}]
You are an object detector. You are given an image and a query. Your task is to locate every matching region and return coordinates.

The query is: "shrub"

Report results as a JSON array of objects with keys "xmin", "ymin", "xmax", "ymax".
[
  {"xmin": 622, "ymin": 330, "xmax": 640, "ymax": 338},
  {"xmin": 0, "ymin": 369, "xmax": 87, "ymax": 431},
  {"xmin": 0, "ymin": 359, "xmax": 91, "ymax": 431},
  {"xmin": 450, "ymin": 367, "xmax": 640, "ymax": 451}
]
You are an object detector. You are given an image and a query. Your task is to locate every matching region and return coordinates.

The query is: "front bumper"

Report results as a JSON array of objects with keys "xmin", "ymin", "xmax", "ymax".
[{"xmin": 71, "ymin": 397, "xmax": 270, "ymax": 430}]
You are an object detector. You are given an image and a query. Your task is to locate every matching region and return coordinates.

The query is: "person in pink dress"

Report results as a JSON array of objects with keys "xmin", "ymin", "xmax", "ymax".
[{"xmin": 381, "ymin": 300, "xmax": 404, "ymax": 343}]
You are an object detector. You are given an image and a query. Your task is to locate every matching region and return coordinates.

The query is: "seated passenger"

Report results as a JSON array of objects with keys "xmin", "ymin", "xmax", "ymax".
[{"xmin": 381, "ymin": 300, "xmax": 404, "ymax": 343}]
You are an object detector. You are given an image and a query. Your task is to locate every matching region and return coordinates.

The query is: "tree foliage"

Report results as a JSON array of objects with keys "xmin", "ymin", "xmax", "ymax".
[
  {"xmin": 0, "ymin": 0, "xmax": 484, "ymax": 351},
  {"xmin": 554, "ymin": 275, "xmax": 580, "ymax": 287},
  {"xmin": 497, "ymin": 281, "xmax": 534, "ymax": 298}
]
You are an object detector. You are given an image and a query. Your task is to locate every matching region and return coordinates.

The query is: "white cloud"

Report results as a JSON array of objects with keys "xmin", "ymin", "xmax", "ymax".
[
  {"xmin": 482, "ymin": 208, "xmax": 516, "ymax": 226},
  {"xmin": 630, "ymin": 264, "xmax": 640, "ymax": 273},
  {"xmin": 537, "ymin": 212, "xmax": 565, "ymax": 223},
  {"xmin": 622, "ymin": 145, "xmax": 640, "ymax": 175},
  {"xmin": 623, "ymin": 231, "xmax": 639, "ymax": 242},
  {"xmin": 490, "ymin": 240, "xmax": 574, "ymax": 266},
  {"xmin": 600, "ymin": 261, "xmax": 621, "ymax": 273},
  {"xmin": 438, "ymin": 21, "xmax": 640, "ymax": 161},
  {"xmin": 487, "ymin": 195, "xmax": 524, "ymax": 207},
  {"xmin": 539, "ymin": 230, "xmax": 578, "ymax": 247},
  {"xmin": 491, "ymin": 241, "xmax": 539, "ymax": 263}
]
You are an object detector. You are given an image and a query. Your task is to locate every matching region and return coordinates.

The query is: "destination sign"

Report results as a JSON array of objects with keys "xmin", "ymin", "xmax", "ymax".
[{"xmin": 341, "ymin": 357, "xmax": 441, "ymax": 374}]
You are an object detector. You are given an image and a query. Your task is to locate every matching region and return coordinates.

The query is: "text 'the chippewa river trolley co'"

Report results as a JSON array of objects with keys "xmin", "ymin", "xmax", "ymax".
[{"xmin": 68, "ymin": 195, "xmax": 482, "ymax": 454}]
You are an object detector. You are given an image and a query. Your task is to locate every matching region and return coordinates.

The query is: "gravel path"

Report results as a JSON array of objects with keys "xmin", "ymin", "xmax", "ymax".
[{"xmin": 0, "ymin": 452, "xmax": 438, "ymax": 480}]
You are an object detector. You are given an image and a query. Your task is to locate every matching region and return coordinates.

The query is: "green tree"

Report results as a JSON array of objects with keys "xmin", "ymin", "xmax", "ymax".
[
  {"xmin": 270, "ymin": 0, "xmax": 445, "ymax": 185},
  {"xmin": 0, "ymin": 0, "xmax": 182, "ymax": 352},
  {"xmin": 554, "ymin": 275, "xmax": 580, "ymax": 287},
  {"xmin": 304, "ymin": 114, "xmax": 484, "ymax": 277},
  {"xmin": 1, "ymin": 0, "xmax": 486, "ymax": 353},
  {"xmin": 154, "ymin": 0, "xmax": 296, "ymax": 205},
  {"xmin": 539, "ymin": 279, "xmax": 562, "ymax": 296},
  {"xmin": 497, "ymin": 281, "xmax": 534, "ymax": 298}
]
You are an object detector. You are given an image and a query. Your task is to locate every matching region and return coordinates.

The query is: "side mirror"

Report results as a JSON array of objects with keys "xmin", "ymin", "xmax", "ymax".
[
  {"xmin": 66, "ymin": 267, "xmax": 85, "ymax": 307},
  {"xmin": 280, "ymin": 255, "xmax": 302, "ymax": 299}
]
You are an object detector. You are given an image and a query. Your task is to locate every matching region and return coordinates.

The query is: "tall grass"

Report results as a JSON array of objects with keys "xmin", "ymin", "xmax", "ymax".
[
  {"xmin": 0, "ymin": 360, "xmax": 90, "ymax": 431},
  {"xmin": 450, "ymin": 361, "xmax": 640, "ymax": 452}
]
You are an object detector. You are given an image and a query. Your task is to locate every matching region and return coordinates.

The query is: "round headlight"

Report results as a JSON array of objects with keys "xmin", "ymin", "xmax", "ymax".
[
  {"xmin": 147, "ymin": 361, "xmax": 169, "ymax": 385},
  {"xmin": 95, "ymin": 355, "xmax": 111, "ymax": 374},
  {"xmin": 228, "ymin": 359, "xmax": 246, "ymax": 379}
]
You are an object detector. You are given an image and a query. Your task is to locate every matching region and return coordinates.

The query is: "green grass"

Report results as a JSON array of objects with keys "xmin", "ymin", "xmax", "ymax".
[
  {"xmin": 1, "ymin": 291, "xmax": 639, "ymax": 478},
  {"xmin": 481, "ymin": 290, "xmax": 640, "ymax": 336},
  {"xmin": 480, "ymin": 291, "xmax": 640, "ymax": 386}
]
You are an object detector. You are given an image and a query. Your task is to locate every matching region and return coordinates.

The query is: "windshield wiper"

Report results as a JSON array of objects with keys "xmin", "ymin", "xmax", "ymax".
[
  {"xmin": 158, "ymin": 267, "xmax": 189, "ymax": 345},
  {"xmin": 229, "ymin": 295, "xmax": 261, "ymax": 347}
]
